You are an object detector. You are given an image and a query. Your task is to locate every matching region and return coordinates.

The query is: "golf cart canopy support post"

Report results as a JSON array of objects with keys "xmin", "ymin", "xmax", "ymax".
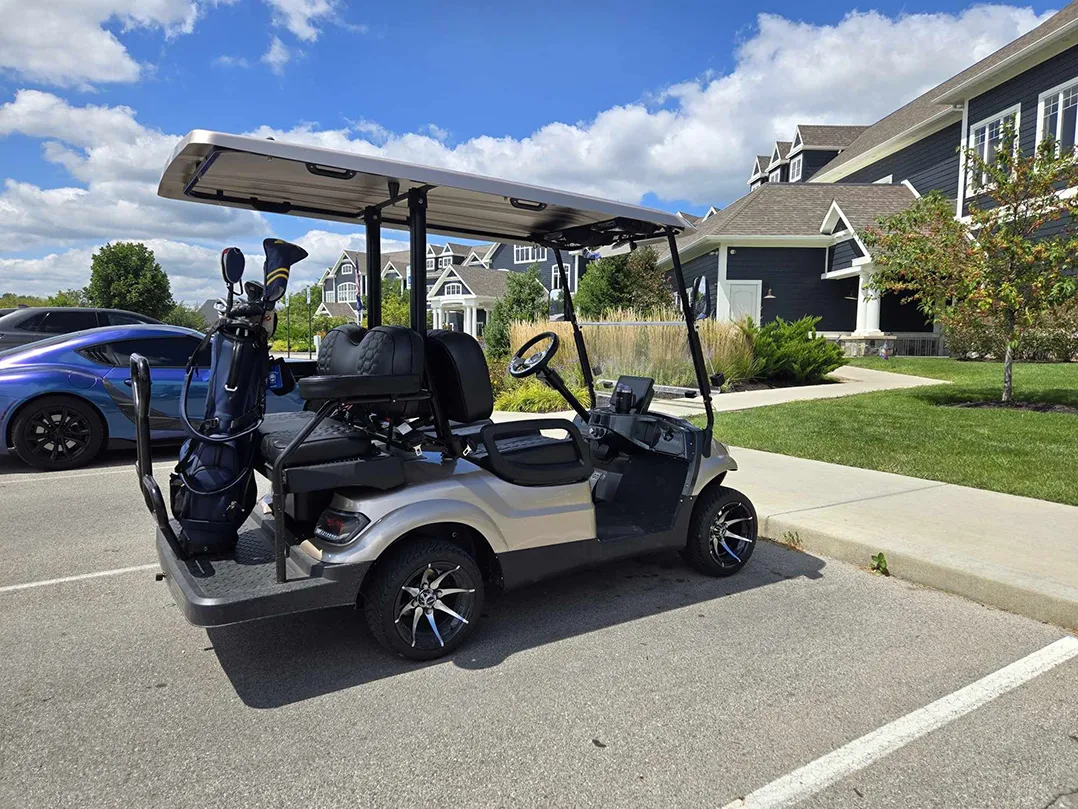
[
  {"xmin": 553, "ymin": 248, "xmax": 595, "ymax": 409},
  {"xmin": 408, "ymin": 187, "xmax": 428, "ymax": 333},
  {"xmin": 364, "ymin": 208, "xmax": 381, "ymax": 327},
  {"xmin": 667, "ymin": 229, "xmax": 714, "ymax": 447}
]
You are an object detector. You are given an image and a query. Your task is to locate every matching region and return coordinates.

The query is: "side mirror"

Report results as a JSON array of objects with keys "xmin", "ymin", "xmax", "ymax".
[
  {"xmin": 221, "ymin": 247, "xmax": 245, "ymax": 286},
  {"xmin": 690, "ymin": 275, "xmax": 712, "ymax": 319}
]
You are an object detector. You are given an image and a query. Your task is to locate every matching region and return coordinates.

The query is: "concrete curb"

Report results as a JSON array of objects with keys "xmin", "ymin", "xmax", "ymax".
[{"xmin": 760, "ymin": 516, "xmax": 1078, "ymax": 631}]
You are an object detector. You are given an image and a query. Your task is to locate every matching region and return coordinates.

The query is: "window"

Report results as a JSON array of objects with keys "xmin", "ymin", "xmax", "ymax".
[
  {"xmin": 968, "ymin": 106, "xmax": 1019, "ymax": 192},
  {"xmin": 106, "ymin": 337, "xmax": 207, "ymax": 368},
  {"xmin": 789, "ymin": 156, "xmax": 803, "ymax": 182},
  {"xmin": 438, "ymin": 255, "xmax": 453, "ymax": 268},
  {"xmin": 426, "ymin": 258, "xmax": 435, "ymax": 271},
  {"xmin": 324, "ymin": 288, "xmax": 336, "ymax": 303},
  {"xmin": 769, "ymin": 168, "xmax": 782, "ymax": 183},
  {"xmin": 102, "ymin": 311, "xmax": 152, "ymax": 326},
  {"xmin": 513, "ymin": 244, "xmax": 548, "ymax": 264},
  {"xmin": 1038, "ymin": 80, "xmax": 1078, "ymax": 155},
  {"xmin": 337, "ymin": 282, "xmax": 357, "ymax": 303},
  {"xmin": 339, "ymin": 263, "xmax": 353, "ymax": 275},
  {"xmin": 550, "ymin": 264, "xmax": 575, "ymax": 291},
  {"xmin": 26, "ymin": 310, "xmax": 99, "ymax": 333},
  {"xmin": 444, "ymin": 282, "xmax": 463, "ymax": 296}
]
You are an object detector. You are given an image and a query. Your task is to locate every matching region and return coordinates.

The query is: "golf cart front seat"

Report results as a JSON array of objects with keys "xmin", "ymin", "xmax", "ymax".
[
  {"xmin": 424, "ymin": 330, "xmax": 593, "ymax": 486},
  {"xmin": 256, "ymin": 324, "xmax": 423, "ymax": 469}
]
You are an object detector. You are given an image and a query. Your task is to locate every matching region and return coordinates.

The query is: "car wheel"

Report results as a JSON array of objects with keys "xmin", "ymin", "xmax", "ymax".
[
  {"xmin": 11, "ymin": 395, "xmax": 106, "ymax": 471},
  {"xmin": 364, "ymin": 539, "xmax": 484, "ymax": 661},
  {"xmin": 684, "ymin": 485, "xmax": 758, "ymax": 577}
]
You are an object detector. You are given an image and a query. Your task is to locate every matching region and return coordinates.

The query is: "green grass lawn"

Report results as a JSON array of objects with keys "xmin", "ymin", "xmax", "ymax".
[{"xmin": 698, "ymin": 358, "xmax": 1078, "ymax": 506}]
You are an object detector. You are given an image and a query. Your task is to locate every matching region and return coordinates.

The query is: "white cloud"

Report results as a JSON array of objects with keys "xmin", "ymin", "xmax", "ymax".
[
  {"xmin": 262, "ymin": 0, "xmax": 338, "ymax": 41},
  {"xmin": 0, "ymin": 230, "xmax": 409, "ymax": 303},
  {"xmin": 248, "ymin": 5, "xmax": 1052, "ymax": 206},
  {"xmin": 0, "ymin": 90, "xmax": 265, "ymax": 249},
  {"xmin": 261, "ymin": 36, "xmax": 293, "ymax": 75},
  {"xmin": 0, "ymin": 0, "xmax": 206, "ymax": 89},
  {"xmin": 213, "ymin": 55, "xmax": 250, "ymax": 69}
]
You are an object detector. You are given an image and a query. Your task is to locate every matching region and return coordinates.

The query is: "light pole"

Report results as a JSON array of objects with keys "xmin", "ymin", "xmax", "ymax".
[
  {"xmin": 306, "ymin": 284, "xmax": 313, "ymax": 360},
  {"xmin": 285, "ymin": 291, "xmax": 291, "ymax": 356}
]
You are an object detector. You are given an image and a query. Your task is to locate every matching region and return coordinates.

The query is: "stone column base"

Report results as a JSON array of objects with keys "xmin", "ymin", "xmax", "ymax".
[{"xmin": 838, "ymin": 334, "xmax": 895, "ymax": 358}]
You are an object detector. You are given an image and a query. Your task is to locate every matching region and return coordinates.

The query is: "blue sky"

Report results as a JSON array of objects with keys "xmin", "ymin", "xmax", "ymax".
[{"xmin": 0, "ymin": 0, "xmax": 1059, "ymax": 300}]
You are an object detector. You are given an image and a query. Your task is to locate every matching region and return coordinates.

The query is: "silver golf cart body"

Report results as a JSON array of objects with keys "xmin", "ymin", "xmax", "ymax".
[{"xmin": 141, "ymin": 130, "xmax": 740, "ymax": 631}]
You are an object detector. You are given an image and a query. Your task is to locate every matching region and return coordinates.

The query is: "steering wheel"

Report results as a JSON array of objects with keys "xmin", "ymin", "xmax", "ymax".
[{"xmin": 509, "ymin": 332, "xmax": 560, "ymax": 378}]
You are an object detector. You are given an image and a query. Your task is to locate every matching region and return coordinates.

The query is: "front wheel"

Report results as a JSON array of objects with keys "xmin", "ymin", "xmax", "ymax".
[
  {"xmin": 11, "ymin": 395, "xmax": 106, "ymax": 471},
  {"xmin": 364, "ymin": 539, "xmax": 485, "ymax": 661},
  {"xmin": 684, "ymin": 486, "xmax": 758, "ymax": 577}
]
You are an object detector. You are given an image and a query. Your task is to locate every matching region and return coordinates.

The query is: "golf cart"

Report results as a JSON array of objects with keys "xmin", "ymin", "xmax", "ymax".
[{"xmin": 133, "ymin": 130, "xmax": 757, "ymax": 660}]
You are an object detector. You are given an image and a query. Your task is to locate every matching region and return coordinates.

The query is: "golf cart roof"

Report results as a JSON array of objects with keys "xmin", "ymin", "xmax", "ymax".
[{"xmin": 159, "ymin": 130, "xmax": 692, "ymax": 249}]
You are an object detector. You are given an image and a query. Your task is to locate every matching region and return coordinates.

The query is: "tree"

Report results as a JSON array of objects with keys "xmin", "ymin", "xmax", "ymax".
[
  {"xmin": 0, "ymin": 292, "xmax": 47, "ymax": 309},
  {"xmin": 47, "ymin": 288, "xmax": 90, "ymax": 307},
  {"xmin": 574, "ymin": 245, "xmax": 669, "ymax": 318},
  {"xmin": 363, "ymin": 277, "xmax": 410, "ymax": 327},
  {"xmin": 163, "ymin": 303, "xmax": 208, "ymax": 331},
  {"xmin": 863, "ymin": 127, "xmax": 1078, "ymax": 402},
  {"xmin": 86, "ymin": 242, "xmax": 175, "ymax": 320},
  {"xmin": 483, "ymin": 266, "xmax": 548, "ymax": 357}
]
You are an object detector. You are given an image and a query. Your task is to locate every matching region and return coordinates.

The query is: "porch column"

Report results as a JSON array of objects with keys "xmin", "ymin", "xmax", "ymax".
[
  {"xmin": 434, "ymin": 306, "xmax": 443, "ymax": 329},
  {"xmin": 465, "ymin": 305, "xmax": 475, "ymax": 336},
  {"xmin": 854, "ymin": 266, "xmax": 883, "ymax": 336}
]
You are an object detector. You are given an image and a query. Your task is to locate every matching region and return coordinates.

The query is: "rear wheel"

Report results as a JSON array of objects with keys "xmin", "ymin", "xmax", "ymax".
[
  {"xmin": 685, "ymin": 485, "xmax": 758, "ymax": 577},
  {"xmin": 364, "ymin": 539, "xmax": 484, "ymax": 661},
  {"xmin": 11, "ymin": 396, "xmax": 105, "ymax": 471}
]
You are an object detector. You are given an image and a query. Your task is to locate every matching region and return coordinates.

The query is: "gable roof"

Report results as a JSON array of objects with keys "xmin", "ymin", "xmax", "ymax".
[
  {"xmin": 433, "ymin": 266, "xmax": 510, "ymax": 298},
  {"xmin": 677, "ymin": 211, "xmax": 703, "ymax": 225},
  {"xmin": 341, "ymin": 249, "xmax": 364, "ymax": 266},
  {"xmin": 440, "ymin": 242, "xmax": 474, "ymax": 257},
  {"xmin": 320, "ymin": 301, "xmax": 358, "ymax": 319},
  {"xmin": 749, "ymin": 154, "xmax": 771, "ymax": 180},
  {"xmin": 793, "ymin": 125, "xmax": 868, "ymax": 151},
  {"xmin": 768, "ymin": 141, "xmax": 792, "ymax": 169},
  {"xmin": 655, "ymin": 182, "xmax": 916, "ymax": 266},
  {"xmin": 814, "ymin": 5, "xmax": 1078, "ymax": 181},
  {"xmin": 381, "ymin": 249, "xmax": 411, "ymax": 272}
]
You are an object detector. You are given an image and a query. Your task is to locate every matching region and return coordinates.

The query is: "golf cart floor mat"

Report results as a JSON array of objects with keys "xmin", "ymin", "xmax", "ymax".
[{"xmin": 156, "ymin": 517, "xmax": 369, "ymax": 627}]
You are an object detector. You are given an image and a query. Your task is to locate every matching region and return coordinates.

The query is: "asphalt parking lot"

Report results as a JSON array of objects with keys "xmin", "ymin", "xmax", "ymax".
[{"xmin": 1, "ymin": 449, "xmax": 1076, "ymax": 809}]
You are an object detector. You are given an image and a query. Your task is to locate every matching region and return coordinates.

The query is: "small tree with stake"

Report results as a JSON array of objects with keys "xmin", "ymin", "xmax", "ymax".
[{"xmin": 864, "ymin": 124, "xmax": 1078, "ymax": 403}]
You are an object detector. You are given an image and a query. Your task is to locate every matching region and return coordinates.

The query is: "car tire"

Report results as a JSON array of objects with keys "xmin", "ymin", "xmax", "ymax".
[
  {"xmin": 11, "ymin": 395, "xmax": 106, "ymax": 471},
  {"xmin": 684, "ymin": 485, "xmax": 758, "ymax": 577},
  {"xmin": 364, "ymin": 539, "xmax": 484, "ymax": 661}
]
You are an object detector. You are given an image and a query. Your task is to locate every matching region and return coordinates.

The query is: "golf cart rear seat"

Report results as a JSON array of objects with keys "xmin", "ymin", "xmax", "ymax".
[{"xmin": 254, "ymin": 324, "xmax": 424, "ymax": 489}]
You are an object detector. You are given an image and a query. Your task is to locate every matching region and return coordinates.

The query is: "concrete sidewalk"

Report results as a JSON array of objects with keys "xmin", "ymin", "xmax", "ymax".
[{"xmin": 731, "ymin": 447, "xmax": 1078, "ymax": 630}]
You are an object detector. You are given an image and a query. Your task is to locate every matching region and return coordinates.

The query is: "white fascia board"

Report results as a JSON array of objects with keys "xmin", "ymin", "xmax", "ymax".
[
  {"xmin": 934, "ymin": 19, "xmax": 1078, "ymax": 105},
  {"xmin": 808, "ymin": 108, "xmax": 961, "ymax": 184},
  {"xmin": 821, "ymin": 266, "xmax": 863, "ymax": 280}
]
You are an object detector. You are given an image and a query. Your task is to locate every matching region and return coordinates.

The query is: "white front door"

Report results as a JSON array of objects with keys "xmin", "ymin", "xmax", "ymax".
[{"xmin": 726, "ymin": 281, "xmax": 762, "ymax": 324}]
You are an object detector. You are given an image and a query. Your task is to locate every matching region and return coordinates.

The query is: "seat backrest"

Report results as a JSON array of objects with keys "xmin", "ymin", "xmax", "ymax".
[
  {"xmin": 355, "ymin": 326, "xmax": 425, "ymax": 380},
  {"xmin": 317, "ymin": 324, "xmax": 367, "ymax": 375},
  {"xmin": 425, "ymin": 330, "xmax": 493, "ymax": 424}
]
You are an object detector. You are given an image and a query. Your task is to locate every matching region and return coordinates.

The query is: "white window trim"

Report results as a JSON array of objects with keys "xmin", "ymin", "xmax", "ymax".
[
  {"xmin": 789, "ymin": 155, "xmax": 803, "ymax": 182},
  {"xmin": 339, "ymin": 263, "xmax": 353, "ymax": 275},
  {"xmin": 324, "ymin": 289, "xmax": 335, "ymax": 303},
  {"xmin": 769, "ymin": 168, "xmax": 782, "ymax": 183},
  {"xmin": 444, "ymin": 282, "xmax": 463, "ymax": 296},
  {"xmin": 336, "ymin": 282, "xmax": 357, "ymax": 304},
  {"xmin": 438, "ymin": 255, "xmax": 454, "ymax": 268},
  {"xmin": 426, "ymin": 257, "xmax": 435, "ymax": 271},
  {"xmin": 513, "ymin": 244, "xmax": 548, "ymax": 264},
  {"xmin": 1036, "ymin": 77, "xmax": 1078, "ymax": 154},
  {"xmin": 967, "ymin": 104, "xmax": 1021, "ymax": 195}
]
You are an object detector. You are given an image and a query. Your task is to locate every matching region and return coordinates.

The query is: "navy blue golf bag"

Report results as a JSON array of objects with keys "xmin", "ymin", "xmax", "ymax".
[{"xmin": 170, "ymin": 239, "xmax": 306, "ymax": 556}]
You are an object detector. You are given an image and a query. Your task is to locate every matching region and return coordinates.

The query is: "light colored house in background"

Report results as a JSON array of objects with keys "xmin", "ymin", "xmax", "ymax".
[{"xmin": 429, "ymin": 266, "xmax": 509, "ymax": 335}]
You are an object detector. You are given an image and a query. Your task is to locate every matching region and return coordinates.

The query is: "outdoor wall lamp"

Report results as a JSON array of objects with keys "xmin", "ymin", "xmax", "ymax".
[{"xmin": 763, "ymin": 286, "xmax": 776, "ymax": 300}]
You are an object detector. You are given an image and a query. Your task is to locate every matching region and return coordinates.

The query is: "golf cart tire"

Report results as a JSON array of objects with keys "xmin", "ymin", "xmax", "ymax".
[
  {"xmin": 684, "ymin": 485, "xmax": 758, "ymax": 577},
  {"xmin": 364, "ymin": 538, "xmax": 485, "ymax": 661}
]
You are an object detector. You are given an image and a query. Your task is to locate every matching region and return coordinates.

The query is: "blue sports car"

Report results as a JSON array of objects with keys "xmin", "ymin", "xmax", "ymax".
[{"xmin": 0, "ymin": 324, "xmax": 305, "ymax": 470}]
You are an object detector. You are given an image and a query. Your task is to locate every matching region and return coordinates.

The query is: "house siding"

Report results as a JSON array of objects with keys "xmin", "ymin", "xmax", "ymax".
[
  {"xmin": 678, "ymin": 251, "xmax": 720, "ymax": 314},
  {"xmin": 727, "ymin": 247, "xmax": 855, "ymax": 331},
  {"xmin": 839, "ymin": 122, "xmax": 962, "ymax": 197},
  {"xmin": 488, "ymin": 244, "xmax": 585, "ymax": 292},
  {"xmin": 827, "ymin": 238, "xmax": 864, "ymax": 272},
  {"xmin": 800, "ymin": 149, "xmax": 840, "ymax": 182},
  {"xmin": 963, "ymin": 44, "xmax": 1078, "ymax": 213},
  {"xmin": 881, "ymin": 295, "xmax": 933, "ymax": 332}
]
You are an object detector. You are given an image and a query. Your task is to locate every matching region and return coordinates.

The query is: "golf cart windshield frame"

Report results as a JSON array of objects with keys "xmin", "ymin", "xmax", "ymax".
[{"xmin": 162, "ymin": 132, "xmax": 715, "ymax": 440}]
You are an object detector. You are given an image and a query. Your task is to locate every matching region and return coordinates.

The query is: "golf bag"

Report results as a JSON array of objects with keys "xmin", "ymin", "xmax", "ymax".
[{"xmin": 170, "ymin": 239, "xmax": 307, "ymax": 555}]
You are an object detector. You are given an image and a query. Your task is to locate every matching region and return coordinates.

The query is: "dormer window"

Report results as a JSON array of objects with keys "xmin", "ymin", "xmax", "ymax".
[
  {"xmin": 769, "ymin": 168, "xmax": 782, "ymax": 183},
  {"xmin": 426, "ymin": 257, "xmax": 435, "ymax": 271},
  {"xmin": 789, "ymin": 156, "xmax": 803, "ymax": 182},
  {"xmin": 444, "ymin": 282, "xmax": 463, "ymax": 296},
  {"xmin": 340, "ymin": 263, "xmax": 353, "ymax": 275},
  {"xmin": 438, "ymin": 255, "xmax": 453, "ymax": 268}
]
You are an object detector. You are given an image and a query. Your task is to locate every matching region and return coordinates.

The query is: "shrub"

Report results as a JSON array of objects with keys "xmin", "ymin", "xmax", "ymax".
[
  {"xmin": 506, "ymin": 308, "xmax": 755, "ymax": 389},
  {"xmin": 740, "ymin": 316, "xmax": 845, "ymax": 384},
  {"xmin": 945, "ymin": 300, "xmax": 1078, "ymax": 361},
  {"xmin": 494, "ymin": 378, "xmax": 587, "ymax": 413}
]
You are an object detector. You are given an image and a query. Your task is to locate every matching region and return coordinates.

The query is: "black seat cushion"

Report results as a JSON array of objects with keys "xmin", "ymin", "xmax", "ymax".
[
  {"xmin": 317, "ymin": 324, "xmax": 367, "ymax": 375},
  {"xmin": 469, "ymin": 434, "xmax": 580, "ymax": 468},
  {"xmin": 257, "ymin": 412, "xmax": 372, "ymax": 467},
  {"xmin": 425, "ymin": 330, "xmax": 494, "ymax": 424}
]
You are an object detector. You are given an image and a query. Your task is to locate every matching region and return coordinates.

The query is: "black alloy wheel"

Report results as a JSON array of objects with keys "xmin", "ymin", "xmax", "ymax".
[{"xmin": 12, "ymin": 396, "xmax": 105, "ymax": 471}]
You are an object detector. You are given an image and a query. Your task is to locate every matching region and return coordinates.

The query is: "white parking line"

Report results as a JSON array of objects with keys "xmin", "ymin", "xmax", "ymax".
[
  {"xmin": 0, "ymin": 467, "xmax": 133, "ymax": 484},
  {"xmin": 723, "ymin": 635, "xmax": 1078, "ymax": 809},
  {"xmin": 0, "ymin": 563, "xmax": 159, "ymax": 594}
]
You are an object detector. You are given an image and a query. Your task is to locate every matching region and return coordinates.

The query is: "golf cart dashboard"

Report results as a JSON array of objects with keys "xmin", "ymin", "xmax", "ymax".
[{"xmin": 584, "ymin": 409, "xmax": 690, "ymax": 459}]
